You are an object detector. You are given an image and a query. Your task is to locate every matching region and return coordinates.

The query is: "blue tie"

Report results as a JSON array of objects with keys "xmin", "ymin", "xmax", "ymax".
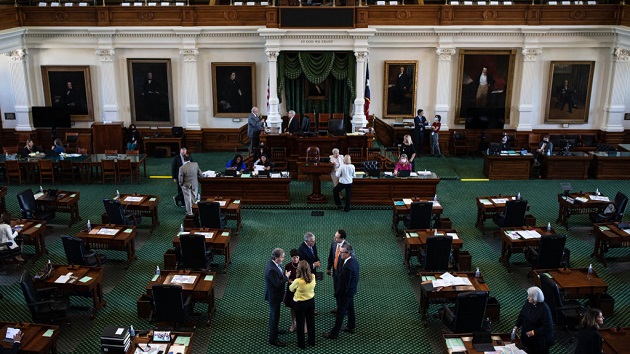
[{"xmin": 309, "ymin": 246, "xmax": 313, "ymax": 255}]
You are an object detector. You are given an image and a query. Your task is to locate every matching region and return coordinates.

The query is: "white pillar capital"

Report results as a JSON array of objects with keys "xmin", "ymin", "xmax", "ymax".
[
  {"xmin": 613, "ymin": 47, "xmax": 630, "ymax": 63},
  {"xmin": 5, "ymin": 49, "xmax": 27, "ymax": 62},
  {"xmin": 436, "ymin": 48, "xmax": 456, "ymax": 61},
  {"xmin": 522, "ymin": 48, "xmax": 542, "ymax": 62},
  {"xmin": 265, "ymin": 51, "xmax": 279, "ymax": 61},
  {"xmin": 354, "ymin": 51, "xmax": 368, "ymax": 63},
  {"xmin": 95, "ymin": 49, "xmax": 115, "ymax": 62},
  {"xmin": 179, "ymin": 49, "xmax": 199, "ymax": 62}
]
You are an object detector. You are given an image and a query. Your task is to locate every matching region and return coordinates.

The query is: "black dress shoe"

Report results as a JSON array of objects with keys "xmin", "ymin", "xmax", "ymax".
[
  {"xmin": 269, "ymin": 340, "xmax": 287, "ymax": 347},
  {"xmin": 330, "ymin": 308, "xmax": 337, "ymax": 314},
  {"xmin": 278, "ymin": 329, "xmax": 288, "ymax": 335},
  {"xmin": 342, "ymin": 327, "xmax": 356, "ymax": 334},
  {"xmin": 322, "ymin": 332, "xmax": 338, "ymax": 339}
]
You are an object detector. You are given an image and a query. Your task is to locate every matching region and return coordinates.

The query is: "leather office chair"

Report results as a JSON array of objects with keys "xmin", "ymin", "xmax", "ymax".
[
  {"xmin": 0, "ymin": 241, "xmax": 21, "ymax": 268},
  {"xmin": 4, "ymin": 159, "xmax": 22, "ymax": 185},
  {"xmin": 19, "ymin": 270, "xmax": 69, "ymax": 323},
  {"xmin": 103, "ymin": 199, "xmax": 139, "ymax": 226},
  {"xmin": 151, "ymin": 284, "xmax": 194, "ymax": 329},
  {"xmin": 38, "ymin": 159, "xmax": 55, "ymax": 185},
  {"xmin": 404, "ymin": 202, "xmax": 434, "ymax": 230},
  {"xmin": 539, "ymin": 275, "xmax": 585, "ymax": 330},
  {"xmin": 493, "ymin": 199, "xmax": 528, "ymax": 228},
  {"xmin": 178, "ymin": 233, "xmax": 213, "ymax": 271},
  {"xmin": 61, "ymin": 235, "xmax": 106, "ymax": 267},
  {"xmin": 525, "ymin": 234, "xmax": 569, "ymax": 271},
  {"xmin": 589, "ymin": 191, "xmax": 628, "ymax": 224},
  {"xmin": 443, "ymin": 291, "xmax": 489, "ymax": 333},
  {"xmin": 305, "ymin": 146, "xmax": 320, "ymax": 163},
  {"xmin": 17, "ymin": 189, "xmax": 55, "ymax": 221},
  {"xmin": 197, "ymin": 201, "xmax": 226, "ymax": 229},
  {"xmin": 422, "ymin": 235, "xmax": 453, "ymax": 272},
  {"xmin": 116, "ymin": 159, "xmax": 133, "ymax": 184}
]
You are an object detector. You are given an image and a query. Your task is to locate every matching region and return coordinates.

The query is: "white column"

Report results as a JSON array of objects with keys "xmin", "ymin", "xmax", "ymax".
[
  {"xmin": 516, "ymin": 48, "xmax": 542, "ymax": 131},
  {"xmin": 601, "ymin": 47, "xmax": 630, "ymax": 132},
  {"xmin": 95, "ymin": 49, "xmax": 120, "ymax": 122},
  {"xmin": 265, "ymin": 50, "xmax": 281, "ymax": 129},
  {"xmin": 351, "ymin": 51, "xmax": 368, "ymax": 132},
  {"xmin": 180, "ymin": 49, "xmax": 201, "ymax": 130},
  {"xmin": 6, "ymin": 49, "xmax": 33, "ymax": 131},
  {"xmin": 434, "ymin": 48, "xmax": 456, "ymax": 131}
]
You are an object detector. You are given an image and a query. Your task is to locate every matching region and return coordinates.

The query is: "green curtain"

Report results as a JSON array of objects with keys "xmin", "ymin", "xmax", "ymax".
[{"xmin": 278, "ymin": 52, "xmax": 355, "ymax": 128}]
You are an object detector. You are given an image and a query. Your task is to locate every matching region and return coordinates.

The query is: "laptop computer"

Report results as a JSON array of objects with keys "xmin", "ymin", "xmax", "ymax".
[
  {"xmin": 365, "ymin": 168, "xmax": 380, "ymax": 178},
  {"xmin": 258, "ymin": 170, "xmax": 270, "ymax": 177},
  {"xmin": 472, "ymin": 331, "xmax": 495, "ymax": 352},
  {"xmin": 397, "ymin": 170, "xmax": 411, "ymax": 177},
  {"xmin": 223, "ymin": 169, "xmax": 237, "ymax": 177}
]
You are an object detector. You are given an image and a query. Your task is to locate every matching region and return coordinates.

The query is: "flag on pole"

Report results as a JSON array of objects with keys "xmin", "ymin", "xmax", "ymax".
[
  {"xmin": 266, "ymin": 77, "xmax": 270, "ymax": 112},
  {"xmin": 364, "ymin": 64, "xmax": 370, "ymax": 118}
]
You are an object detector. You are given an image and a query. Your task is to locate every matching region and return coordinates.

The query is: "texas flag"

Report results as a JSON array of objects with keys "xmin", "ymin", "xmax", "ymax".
[{"xmin": 364, "ymin": 64, "xmax": 370, "ymax": 118}]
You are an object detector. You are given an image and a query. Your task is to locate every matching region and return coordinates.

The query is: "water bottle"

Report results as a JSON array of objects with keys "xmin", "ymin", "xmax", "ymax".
[
  {"xmin": 433, "ymin": 194, "xmax": 438, "ymax": 202},
  {"xmin": 588, "ymin": 264, "xmax": 593, "ymax": 275},
  {"xmin": 547, "ymin": 149, "xmax": 551, "ymax": 156},
  {"xmin": 475, "ymin": 267, "xmax": 481, "ymax": 278},
  {"xmin": 39, "ymin": 185, "xmax": 44, "ymax": 193},
  {"xmin": 517, "ymin": 192, "xmax": 521, "ymax": 200},
  {"xmin": 87, "ymin": 219, "xmax": 91, "ymax": 232},
  {"xmin": 434, "ymin": 229, "xmax": 438, "ymax": 236},
  {"xmin": 547, "ymin": 222, "xmax": 551, "ymax": 231},
  {"xmin": 156, "ymin": 266, "xmax": 161, "ymax": 277},
  {"xmin": 511, "ymin": 328, "xmax": 517, "ymax": 340},
  {"xmin": 180, "ymin": 224, "xmax": 184, "ymax": 233},
  {"xmin": 596, "ymin": 188, "xmax": 600, "ymax": 196},
  {"xmin": 129, "ymin": 325, "xmax": 135, "ymax": 337},
  {"xmin": 116, "ymin": 190, "xmax": 120, "ymax": 199}
]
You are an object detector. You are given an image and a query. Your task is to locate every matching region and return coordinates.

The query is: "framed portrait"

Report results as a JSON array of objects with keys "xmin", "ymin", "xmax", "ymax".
[
  {"xmin": 127, "ymin": 59, "xmax": 174, "ymax": 125},
  {"xmin": 212, "ymin": 62, "xmax": 256, "ymax": 118},
  {"xmin": 383, "ymin": 61, "xmax": 417, "ymax": 119},
  {"xmin": 305, "ymin": 79, "xmax": 328, "ymax": 100},
  {"xmin": 545, "ymin": 61, "xmax": 595, "ymax": 124},
  {"xmin": 41, "ymin": 65, "xmax": 94, "ymax": 122},
  {"xmin": 455, "ymin": 49, "xmax": 516, "ymax": 127}
]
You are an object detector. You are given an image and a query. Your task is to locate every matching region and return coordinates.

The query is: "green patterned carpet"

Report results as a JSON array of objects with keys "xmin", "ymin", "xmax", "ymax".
[{"xmin": 0, "ymin": 152, "xmax": 628, "ymax": 353}]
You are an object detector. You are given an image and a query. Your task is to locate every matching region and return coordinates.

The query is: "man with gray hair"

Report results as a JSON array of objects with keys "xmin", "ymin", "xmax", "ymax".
[
  {"xmin": 248, "ymin": 106, "xmax": 265, "ymax": 151},
  {"xmin": 298, "ymin": 232, "xmax": 321, "ymax": 273},
  {"xmin": 324, "ymin": 243, "xmax": 359, "ymax": 339},
  {"xmin": 265, "ymin": 248, "xmax": 290, "ymax": 347},
  {"xmin": 285, "ymin": 110, "xmax": 299, "ymax": 134}
]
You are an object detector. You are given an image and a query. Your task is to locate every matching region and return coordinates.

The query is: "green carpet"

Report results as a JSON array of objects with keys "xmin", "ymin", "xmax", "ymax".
[{"xmin": 0, "ymin": 152, "xmax": 628, "ymax": 353}]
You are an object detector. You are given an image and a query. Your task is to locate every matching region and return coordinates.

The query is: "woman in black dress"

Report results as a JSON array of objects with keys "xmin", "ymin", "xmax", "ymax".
[
  {"xmin": 575, "ymin": 308, "xmax": 604, "ymax": 354},
  {"xmin": 400, "ymin": 134, "xmax": 417, "ymax": 170},
  {"xmin": 513, "ymin": 286, "xmax": 554, "ymax": 354},
  {"xmin": 283, "ymin": 249, "xmax": 300, "ymax": 333}
]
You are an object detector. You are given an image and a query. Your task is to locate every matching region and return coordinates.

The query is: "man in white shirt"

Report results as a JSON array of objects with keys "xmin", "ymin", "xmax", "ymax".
[{"xmin": 333, "ymin": 155, "xmax": 355, "ymax": 212}]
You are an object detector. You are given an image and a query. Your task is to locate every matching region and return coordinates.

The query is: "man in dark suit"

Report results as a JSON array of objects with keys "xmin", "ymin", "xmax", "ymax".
[
  {"xmin": 285, "ymin": 110, "xmax": 299, "ymax": 134},
  {"xmin": 413, "ymin": 109, "xmax": 428, "ymax": 155},
  {"xmin": 326, "ymin": 229, "xmax": 347, "ymax": 312},
  {"xmin": 324, "ymin": 243, "xmax": 359, "ymax": 339},
  {"xmin": 178, "ymin": 155, "xmax": 202, "ymax": 216},
  {"xmin": 0, "ymin": 330, "xmax": 22, "ymax": 354},
  {"xmin": 264, "ymin": 248, "xmax": 290, "ymax": 347},
  {"xmin": 298, "ymin": 232, "xmax": 321, "ymax": 273},
  {"xmin": 171, "ymin": 147, "xmax": 189, "ymax": 207}
]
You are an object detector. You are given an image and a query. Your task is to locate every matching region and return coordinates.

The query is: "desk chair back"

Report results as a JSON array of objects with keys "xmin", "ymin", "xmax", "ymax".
[
  {"xmin": 17, "ymin": 188, "xmax": 55, "ymax": 221},
  {"xmin": 540, "ymin": 274, "xmax": 584, "ymax": 328},
  {"xmin": 61, "ymin": 235, "xmax": 103, "ymax": 267},
  {"xmin": 448, "ymin": 291, "xmax": 489, "ymax": 333},
  {"xmin": 103, "ymin": 199, "xmax": 137, "ymax": 226},
  {"xmin": 611, "ymin": 192, "xmax": 628, "ymax": 222},
  {"xmin": 424, "ymin": 235, "xmax": 453, "ymax": 271},
  {"xmin": 179, "ymin": 233, "xmax": 213, "ymax": 270},
  {"xmin": 407, "ymin": 202, "xmax": 433, "ymax": 229},
  {"xmin": 151, "ymin": 284, "xmax": 190, "ymax": 325},
  {"xmin": 20, "ymin": 270, "xmax": 69, "ymax": 323},
  {"xmin": 198, "ymin": 201, "xmax": 226, "ymax": 229},
  {"xmin": 497, "ymin": 199, "xmax": 528, "ymax": 227},
  {"xmin": 38, "ymin": 159, "xmax": 55, "ymax": 185},
  {"xmin": 4, "ymin": 159, "xmax": 22, "ymax": 185}
]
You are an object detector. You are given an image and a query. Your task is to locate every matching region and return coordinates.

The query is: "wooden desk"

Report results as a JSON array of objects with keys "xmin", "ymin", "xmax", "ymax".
[
  {"xmin": 191, "ymin": 198, "xmax": 242, "ymax": 234},
  {"xmin": 0, "ymin": 322, "xmax": 60, "ymax": 354},
  {"xmin": 392, "ymin": 198, "xmax": 444, "ymax": 234},
  {"xmin": 442, "ymin": 333, "xmax": 522, "ymax": 354},
  {"xmin": 351, "ymin": 173, "xmax": 440, "ymax": 205},
  {"xmin": 475, "ymin": 195, "xmax": 524, "ymax": 232},
  {"xmin": 76, "ymin": 224, "xmax": 137, "ymax": 269},
  {"xmin": 0, "ymin": 186, "xmax": 6, "ymax": 213},
  {"xmin": 556, "ymin": 192, "xmax": 610, "ymax": 230},
  {"xmin": 146, "ymin": 270, "xmax": 215, "ymax": 325},
  {"xmin": 418, "ymin": 271, "xmax": 489, "ymax": 323},
  {"xmin": 117, "ymin": 194, "xmax": 159, "ymax": 232},
  {"xmin": 128, "ymin": 330, "xmax": 194, "ymax": 354},
  {"xmin": 199, "ymin": 177, "xmax": 291, "ymax": 204},
  {"xmin": 297, "ymin": 161, "xmax": 334, "ymax": 203},
  {"xmin": 404, "ymin": 229, "xmax": 462, "ymax": 274},
  {"xmin": 142, "ymin": 136, "xmax": 183, "ymax": 156},
  {"xmin": 11, "ymin": 219, "xmax": 47, "ymax": 258},
  {"xmin": 533, "ymin": 268, "xmax": 608, "ymax": 299},
  {"xmin": 592, "ymin": 223, "xmax": 630, "ymax": 267},
  {"xmin": 600, "ymin": 327, "xmax": 630, "ymax": 354},
  {"xmin": 88, "ymin": 153, "xmax": 148, "ymax": 180},
  {"xmin": 36, "ymin": 265, "xmax": 105, "ymax": 319},
  {"xmin": 589, "ymin": 151, "xmax": 630, "ymax": 179},
  {"xmin": 34, "ymin": 190, "xmax": 81, "ymax": 227},
  {"xmin": 482, "ymin": 152, "xmax": 533, "ymax": 180},
  {"xmin": 173, "ymin": 228, "xmax": 232, "ymax": 273},
  {"xmin": 499, "ymin": 226, "xmax": 556, "ymax": 272},
  {"xmin": 541, "ymin": 152, "xmax": 592, "ymax": 179}
]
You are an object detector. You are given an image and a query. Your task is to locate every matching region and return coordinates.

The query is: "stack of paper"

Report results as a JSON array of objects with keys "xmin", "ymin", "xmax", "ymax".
[
  {"xmin": 402, "ymin": 198, "xmax": 413, "ymax": 205},
  {"xmin": 491, "ymin": 198, "xmax": 508, "ymax": 204},
  {"xmin": 576, "ymin": 197, "xmax": 589, "ymax": 203},
  {"xmin": 446, "ymin": 232, "xmax": 459, "ymax": 240},
  {"xmin": 196, "ymin": 232, "xmax": 213, "ymax": 239},
  {"xmin": 479, "ymin": 198, "xmax": 492, "ymax": 205},
  {"xmin": 517, "ymin": 230, "xmax": 541, "ymax": 239},
  {"xmin": 170, "ymin": 275, "xmax": 197, "ymax": 284},
  {"xmin": 589, "ymin": 195, "xmax": 610, "ymax": 202}
]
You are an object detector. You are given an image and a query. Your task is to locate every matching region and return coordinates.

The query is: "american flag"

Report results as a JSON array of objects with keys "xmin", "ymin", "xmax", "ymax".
[
  {"xmin": 266, "ymin": 77, "xmax": 270, "ymax": 112},
  {"xmin": 364, "ymin": 64, "xmax": 370, "ymax": 118}
]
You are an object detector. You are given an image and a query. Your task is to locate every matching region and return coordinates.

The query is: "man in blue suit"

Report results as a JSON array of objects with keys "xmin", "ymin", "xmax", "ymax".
[
  {"xmin": 324, "ymin": 243, "xmax": 359, "ymax": 339},
  {"xmin": 264, "ymin": 248, "xmax": 289, "ymax": 347},
  {"xmin": 298, "ymin": 232, "xmax": 321, "ymax": 273},
  {"xmin": 413, "ymin": 109, "xmax": 428, "ymax": 155}
]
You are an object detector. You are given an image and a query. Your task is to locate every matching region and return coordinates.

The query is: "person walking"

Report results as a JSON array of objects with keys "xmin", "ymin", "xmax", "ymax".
[
  {"xmin": 178, "ymin": 155, "xmax": 202, "ymax": 216},
  {"xmin": 171, "ymin": 147, "xmax": 189, "ymax": 207}
]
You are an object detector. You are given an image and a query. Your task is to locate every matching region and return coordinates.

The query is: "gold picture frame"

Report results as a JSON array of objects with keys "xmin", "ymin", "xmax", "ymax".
[
  {"xmin": 544, "ymin": 61, "xmax": 595, "ymax": 124},
  {"xmin": 41, "ymin": 65, "xmax": 94, "ymax": 122},
  {"xmin": 212, "ymin": 62, "xmax": 256, "ymax": 118},
  {"xmin": 383, "ymin": 60, "xmax": 418, "ymax": 119},
  {"xmin": 455, "ymin": 49, "xmax": 516, "ymax": 127}
]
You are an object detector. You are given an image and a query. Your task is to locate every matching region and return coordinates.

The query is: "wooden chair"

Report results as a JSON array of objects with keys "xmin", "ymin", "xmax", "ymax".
[
  {"xmin": 58, "ymin": 159, "xmax": 76, "ymax": 184},
  {"xmin": 101, "ymin": 159, "xmax": 117, "ymax": 184},
  {"xmin": 65, "ymin": 132, "xmax": 79, "ymax": 153},
  {"xmin": 318, "ymin": 113, "xmax": 330, "ymax": 131},
  {"xmin": 347, "ymin": 147, "xmax": 365, "ymax": 163},
  {"xmin": 116, "ymin": 159, "xmax": 133, "ymax": 184},
  {"xmin": 270, "ymin": 147, "xmax": 287, "ymax": 170},
  {"xmin": 3, "ymin": 147, "xmax": 18, "ymax": 155},
  {"xmin": 77, "ymin": 147, "xmax": 88, "ymax": 155},
  {"xmin": 4, "ymin": 159, "xmax": 22, "ymax": 185},
  {"xmin": 451, "ymin": 131, "xmax": 470, "ymax": 157},
  {"xmin": 38, "ymin": 159, "xmax": 55, "ymax": 185},
  {"xmin": 306, "ymin": 146, "xmax": 320, "ymax": 163},
  {"xmin": 332, "ymin": 113, "xmax": 344, "ymax": 120},
  {"xmin": 303, "ymin": 113, "xmax": 316, "ymax": 132},
  {"xmin": 104, "ymin": 150, "xmax": 118, "ymax": 155}
]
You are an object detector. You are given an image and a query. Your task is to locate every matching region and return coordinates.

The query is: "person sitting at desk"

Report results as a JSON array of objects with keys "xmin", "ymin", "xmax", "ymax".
[
  {"xmin": 50, "ymin": 138, "xmax": 65, "ymax": 155},
  {"xmin": 254, "ymin": 142, "xmax": 269, "ymax": 162},
  {"xmin": 400, "ymin": 135, "xmax": 417, "ymax": 170},
  {"xmin": 575, "ymin": 308, "xmax": 604, "ymax": 354},
  {"xmin": 19, "ymin": 139, "xmax": 35, "ymax": 158},
  {"xmin": 500, "ymin": 134, "xmax": 512, "ymax": 151},
  {"xmin": 226, "ymin": 154, "xmax": 247, "ymax": 172},
  {"xmin": 393, "ymin": 154, "xmax": 412, "ymax": 176},
  {"xmin": 0, "ymin": 330, "xmax": 22, "ymax": 354},
  {"xmin": 126, "ymin": 124, "xmax": 140, "ymax": 151},
  {"xmin": 254, "ymin": 155, "xmax": 272, "ymax": 172},
  {"xmin": 0, "ymin": 212, "xmax": 25, "ymax": 263},
  {"xmin": 534, "ymin": 135, "xmax": 553, "ymax": 169}
]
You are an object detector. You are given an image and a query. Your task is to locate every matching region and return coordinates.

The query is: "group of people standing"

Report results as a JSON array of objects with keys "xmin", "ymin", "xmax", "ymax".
[
  {"xmin": 413, "ymin": 109, "xmax": 442, "ymax": 158},
  {"xmin": 264, "ymin": 230, "xmax": 359, "ymax": 349}
]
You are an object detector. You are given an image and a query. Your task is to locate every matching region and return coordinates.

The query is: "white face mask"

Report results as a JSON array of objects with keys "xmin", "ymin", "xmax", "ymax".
[
  {"xmin": 400, "ymin": 159, "xmax": 407, "ymax": 164},
  {"xmin": 434, "ymin": 118, "xmax": 438, "ymax": 122}
]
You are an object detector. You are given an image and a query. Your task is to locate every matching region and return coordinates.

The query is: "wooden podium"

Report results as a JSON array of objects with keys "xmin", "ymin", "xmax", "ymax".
[{"xmin": 92, "ymin": 122, "xmax": 123, "ymax": 153}]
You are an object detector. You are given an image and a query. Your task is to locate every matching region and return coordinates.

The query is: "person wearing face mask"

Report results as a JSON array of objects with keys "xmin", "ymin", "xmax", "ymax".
[
  {"xmin": 533, "ymin": 135, "xmax": 553, "ymax": 178},
  {"xmin": 430, "ymin": 115, "xmax": 442, "ymax": 157},
  {"xmin": 400, "ymin": 135, "xmax": 417, "ymax": 170},
  {"xmin": 394, "ymin": 154, "xmax": 412, "ymax": 176},
  {"xmin": 500, "ymin": 134, "xmax": 512, "ymax": 151}
]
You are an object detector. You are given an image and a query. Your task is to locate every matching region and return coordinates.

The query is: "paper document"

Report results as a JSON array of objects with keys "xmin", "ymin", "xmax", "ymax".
[
  {"xmin": 196, "ymin": 232, "xmax": 213, "ymax": 239},
  {"xmin": 491, "ymin": 198, "xmax": 508, "ymax": 204},
  {"xmin": 97, "ymin": 228, "xmax": 119, "ymax": 235},
  {"xmin": 218, "ymin": 200, "xmax": 227, "ymax": 206},
  {"xmin": 124, "ymin": 196, "xmax": 143, "ymax": 202},
  {"xmin": 445, "ymin": 337, "xmax": 466, "ymax": 351},
  {"xmin": 402, "ymin": 198, "xmax": 413, "ymax": 205},
  {"xmin": 55, "ymin": 274, "xmax": 72, "ymax": 283},
  {"xmin": 589, "ymin": 195, "xmax": 610, "ymax": 202},
  {"xmin": 170, "ymin": 275, "xmax": 197, "ymax": 284},
  {"xmin": 517, "ymin": 230, "xmax": 541, "ymax": 239},
  {"xmin": 446, "ymin": 232, "xmax": 459, "ymax": 239}
]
